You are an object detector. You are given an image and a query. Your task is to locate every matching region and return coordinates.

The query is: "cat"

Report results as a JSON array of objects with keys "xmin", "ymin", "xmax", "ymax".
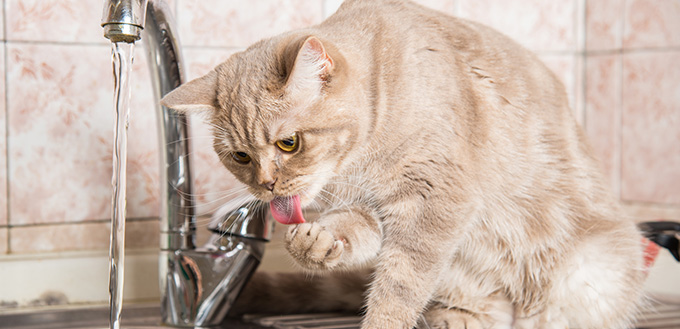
[{"xmin": 161, "ymin": 0, "xmax": 647, "ymax": 328}]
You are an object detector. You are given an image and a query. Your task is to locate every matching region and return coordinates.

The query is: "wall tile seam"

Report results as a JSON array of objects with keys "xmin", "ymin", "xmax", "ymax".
[
  {"xmin": 576, "ymin": 0, "xmax": 587, "ymax": 125},
  {"xmin": 3, "ymin": 39, "xmax": 113, "ymax": 47},
  {"xmin": 3, "ymin": 0, "xmax": 9, "ymax": 253},
  {"xmin": 0, "ymin": 246, "xmax": 158, "ymax": 261},
  {"xmin": 623, "ymin": 200, "xmax": 680, "ymax": 210},
  {"xmin": 2, "ymin": 246, "xmax": 159, "ymax": 257},
  {"xmin": 182, "ymin": 45, "xmax": 244, "ymax": 52},
  {"xmin": 2, "ymin": 217, "xmax": 160, "ymax": 229},
  {"xmin": 1, "ymin": 0, "xmax": 4, "ymax": 41},
  {"xmin": 585, "ymin": 46, "xmax": 680, "ymax": 56},
  {"xmin": 616, "ymin": 0, "xmax": 626, "ymax": 203}
]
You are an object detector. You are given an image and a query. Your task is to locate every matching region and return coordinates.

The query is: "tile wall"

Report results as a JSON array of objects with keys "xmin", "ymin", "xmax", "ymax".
[{"xmin": 0, "ymin": 0, "xmax": 678, "ymax": 306}]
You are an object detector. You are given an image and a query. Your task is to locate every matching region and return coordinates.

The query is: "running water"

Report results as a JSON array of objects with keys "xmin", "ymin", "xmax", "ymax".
[{"xmin": 108, "ymin": 41, "xmax": 135, "ymax": 329}]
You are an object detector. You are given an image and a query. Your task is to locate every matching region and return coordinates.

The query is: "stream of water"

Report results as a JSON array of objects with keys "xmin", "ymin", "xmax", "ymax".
[{"xmin": 108, "ymin": 41, "xmax": 135, "ymax": 329}]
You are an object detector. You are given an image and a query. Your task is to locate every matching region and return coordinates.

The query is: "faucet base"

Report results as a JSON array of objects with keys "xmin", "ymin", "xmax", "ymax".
[{"xmin": 159, "ymin": 236, "xmax": 264, "ymax": 328}]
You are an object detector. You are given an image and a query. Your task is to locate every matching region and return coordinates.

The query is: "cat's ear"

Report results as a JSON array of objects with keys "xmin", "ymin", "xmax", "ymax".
[
  {"xmin": 285, "ymin": 36, "xmax": 334, "ymax": 98},
  {"xmin": 160, "ymin": 70, "xmax": 218, "ymax": 113}
]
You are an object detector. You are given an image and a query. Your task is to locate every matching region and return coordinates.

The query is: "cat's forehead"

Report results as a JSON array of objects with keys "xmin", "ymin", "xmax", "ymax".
[
  {"xmin": 210, "ymin": 39, "xmax": 322, "ymax": 149},
  {"xmin": 214, "ymin": 53, "xmax": 286, "ymax": 111},
  {"xmin": 211, "ymin": 95, "xmax": 303, "ymax": 150}
]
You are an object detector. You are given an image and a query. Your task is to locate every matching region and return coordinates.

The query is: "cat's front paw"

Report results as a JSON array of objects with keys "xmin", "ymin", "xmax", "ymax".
[
  {"xmin": 422, "ymin": 308, "xmax": 484, "ymax": 329},
  {"xmin": 285, "ymin": 222, "xmax": 345, "ymax": 270}
]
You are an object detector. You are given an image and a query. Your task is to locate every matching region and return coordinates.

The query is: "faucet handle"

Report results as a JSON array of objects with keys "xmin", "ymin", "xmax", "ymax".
[{"xmin": 210, "ymin": 201, "xmax": 273, "ymax": 241}]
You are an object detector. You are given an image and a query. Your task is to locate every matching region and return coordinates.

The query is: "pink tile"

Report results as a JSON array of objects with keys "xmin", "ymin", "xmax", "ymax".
[
  {"xmin": 621, "ymin": 51, "xmax": 680, "ymax": 204},
  {"xmin": 323, "ymin": 0, "xmax": 345, "ymax": 17},
  {"xmin": 7, "ymin": 43, "xmax": 159, "ymax": 225},
  {"xmin": 9, "ymin": 220, "xmax": 159, "ymax": 254},
  {"xmin": 124, "ymin": 219, "xmax": 160, "ymax": 249},
  {"xmin": 126, "ymin": 46, "xmax": 162, "ymax": 220},
  {"xmin": 6, "ymin": 0, "xmax": 106, "ymax": 43},
  {"xmin": 458, "ymin": 0, "xmax": 577, "ymax": 52},
  {"xmin": 585, "ymin": 55, "xmax": 621, "ymax": 194},
  {"xmin": 11, "ymin": 222, "xmax": 109, "ymax": 253},
  {"xmin": 0, "ymin": 47, "xmax": 6, "ymax": 227},
  {"xmin": 323, "ymin": 0, "xmax": 457, "ymax": 18},
  {"xmin": 414, "ymin": 0, "xmax": 457, "ymax": 15},
  {"xmin": 539, "ymin": 54, "xmax": 578, "ymax": 118},
  {"xmin": 0, "ymin": 0, "xmax": 4, "ymax": 40},
  {"xmin": 182, "ymin": 48, "xmax": 238, "ymax": 81},
  {"xmin": 5, "ymin": 0, "xmax": 179, "ymax": 44},
  {"xmin": 586, "ymin": 0, "xmax": 624, "ymax": 50},
  {"xmin": 0, "ymin": 228, "xmax": 7, "ymax": 254},
  {"xmin": 623, "ymin": 203, "xmax": 680, "ymax": 223},
  {"xmin": 624, "ymin": 0, "xmax": 680, "ymax": 48},
  {"xmin": 177, "ymin": 0, "xmax": 324, "ymax": 48}
]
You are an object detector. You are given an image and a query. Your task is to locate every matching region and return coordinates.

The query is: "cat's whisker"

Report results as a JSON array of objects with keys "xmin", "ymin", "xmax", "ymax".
[
  {"xmin": 168, "ymin": 186, "xmax": 250, "ymax": 210},
  {"xmin": 217, "ymin": 196, "xmax": 262, "ymax": 240},
  {"xmin": 168, "ymin": 194, "xmax": 254, "ymax": 225},
  {"xmin": 317, "ymin": 189, "xmax": 355, "ymax": 216},
  {"xmin": 163, "ymin": 148, "xmax": 217, "ymax": 170},
  {"xmin": 194, "ymin": 192, "xmax": 254, "ymax": 214},
  {"xmin": 164, "ymin": 134, "xmax": 217, "ymax": 146}
]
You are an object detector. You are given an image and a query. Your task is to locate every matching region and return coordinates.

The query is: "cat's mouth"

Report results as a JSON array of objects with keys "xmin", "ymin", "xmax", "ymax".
[{"xmin": 269, "ymin": 195, "xmax": 306, "ymax": 225}]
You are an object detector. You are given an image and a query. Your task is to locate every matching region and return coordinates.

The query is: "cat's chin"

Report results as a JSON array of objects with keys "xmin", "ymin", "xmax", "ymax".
[{"xmin": 248, "ymin": 178, "xmax": 328, "ymax": 209}]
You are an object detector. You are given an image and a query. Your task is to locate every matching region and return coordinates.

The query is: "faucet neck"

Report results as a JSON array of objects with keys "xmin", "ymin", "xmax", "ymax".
[{"xmin": 141, "ymin": 0, "xmax": 196, "ymax": 251}]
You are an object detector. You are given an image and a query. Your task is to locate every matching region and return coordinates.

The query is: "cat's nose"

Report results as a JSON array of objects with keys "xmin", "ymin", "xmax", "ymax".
[{"xmin": 261, "ymin": 179, "xmax": 277, "ymax": 191}]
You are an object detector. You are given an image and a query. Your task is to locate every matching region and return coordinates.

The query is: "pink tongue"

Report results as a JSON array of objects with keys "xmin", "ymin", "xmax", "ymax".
[{"xmin": 269, "ymin": 195, "xmax": 306, "ymax": 225}]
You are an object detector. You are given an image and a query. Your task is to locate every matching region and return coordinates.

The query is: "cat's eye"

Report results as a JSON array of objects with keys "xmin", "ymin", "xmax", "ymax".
[
  {"xmin": 275, "ymin": 133, "xmax": 300, "ymax": 153},
  {"xmin": 231, "ymin": 151, "xmax": 251, "ymax": 164}
]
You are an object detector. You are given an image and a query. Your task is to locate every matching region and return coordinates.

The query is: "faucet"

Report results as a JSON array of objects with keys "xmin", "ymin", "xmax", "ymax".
[{"xmin": 102, "ymin": 1, "xmax": 272, "ymax": 327}]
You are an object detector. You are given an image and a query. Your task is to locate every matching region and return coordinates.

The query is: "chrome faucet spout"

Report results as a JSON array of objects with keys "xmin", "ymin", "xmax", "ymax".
[
  {"xmin": 101, "ymin": 0, "xmax": 149, "ymax": 43},
  {"xmin": 101, "ymin": 0, "xmax": 272, "ymax": 327}
]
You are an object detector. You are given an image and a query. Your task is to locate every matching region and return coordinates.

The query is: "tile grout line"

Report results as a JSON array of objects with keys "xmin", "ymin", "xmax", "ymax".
[
  {"xmin": 3, "ymin": 0, "xmax": 10, "ymax": 254},
  {"xmin": 8, "ymin": 217, "xmax": 161, "ymax": 230},
  {"xmin": 616, "ymin": 49, "xmax": 623, "ymax": 201},
  {"xmin": 577, "ymin": 0, "xmax": 587, "ymax": 125},
  {"xmin": 617, "ymin": 0, "xmax": 626, "ymax": 202}
]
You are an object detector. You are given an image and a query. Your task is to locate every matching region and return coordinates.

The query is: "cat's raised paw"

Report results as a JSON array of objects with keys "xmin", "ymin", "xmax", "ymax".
[{"xmin": 285, "ymin": 222, "xmax": 344, "ymax": 270}]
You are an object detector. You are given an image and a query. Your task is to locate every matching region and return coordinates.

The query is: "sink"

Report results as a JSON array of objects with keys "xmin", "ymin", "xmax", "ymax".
[
  {"xmin": 245, "ymin": 313, "xmax": 361, "ymax": 329},
  {"xmin": 1, "ymin": 301, "xmax": 678, "ymax": 329},
  {"xmin": 0, "ymin": 304, "xmax": 264, "ymax": 329}
]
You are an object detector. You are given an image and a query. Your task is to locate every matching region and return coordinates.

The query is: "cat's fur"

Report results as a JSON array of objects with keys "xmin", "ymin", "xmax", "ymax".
[{"xmin": 161, "ymin": 0, "xmax": 647, "ymax": 328}]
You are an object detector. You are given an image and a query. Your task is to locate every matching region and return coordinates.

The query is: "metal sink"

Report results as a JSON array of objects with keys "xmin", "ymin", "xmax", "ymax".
[
  {"xmin": 0, "ymin": 304, "xmax": 264, "ymax": 329},
  {"xmin": 1, "ymin": 301, "xmax": 678, "ymax": 329}
]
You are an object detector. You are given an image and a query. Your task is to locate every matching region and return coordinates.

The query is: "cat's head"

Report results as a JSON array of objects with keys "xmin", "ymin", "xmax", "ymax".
[{"xmin": 162, "ymin": 35, "xmax": 365, "ymax": 210}]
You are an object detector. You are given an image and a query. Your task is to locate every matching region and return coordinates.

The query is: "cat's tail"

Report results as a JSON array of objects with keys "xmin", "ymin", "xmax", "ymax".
[{"xmin": 229, "ymin": 268, "xmax": 370, "ymax": 316}]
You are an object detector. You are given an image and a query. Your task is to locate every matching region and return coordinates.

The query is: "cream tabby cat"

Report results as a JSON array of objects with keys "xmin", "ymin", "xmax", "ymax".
[{"xmin": 161, "ymin": 0, "xmax": 647, "ymax": 328}]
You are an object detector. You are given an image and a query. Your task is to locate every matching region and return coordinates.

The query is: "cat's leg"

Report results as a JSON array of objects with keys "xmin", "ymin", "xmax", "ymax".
[
  {"xmin": 359, "ymin": 205, "xmax": 466, "ymax": 329},
  {"xmin": 361, "ymin": 233, "xmax": 450, "ymax": 328},
  {"xmin": 285, "ymin": 207, "xmax": 382, "ymax": 270}
]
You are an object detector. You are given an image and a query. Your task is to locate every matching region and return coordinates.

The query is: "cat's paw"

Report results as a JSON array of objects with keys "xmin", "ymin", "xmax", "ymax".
[
  {"xmin": 285, "ymin": 222, "xmax": 345, "ymax": 270},
  {"xmin": 422, "ymin": 308, "xmax": 484, "ymax": 329}
]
